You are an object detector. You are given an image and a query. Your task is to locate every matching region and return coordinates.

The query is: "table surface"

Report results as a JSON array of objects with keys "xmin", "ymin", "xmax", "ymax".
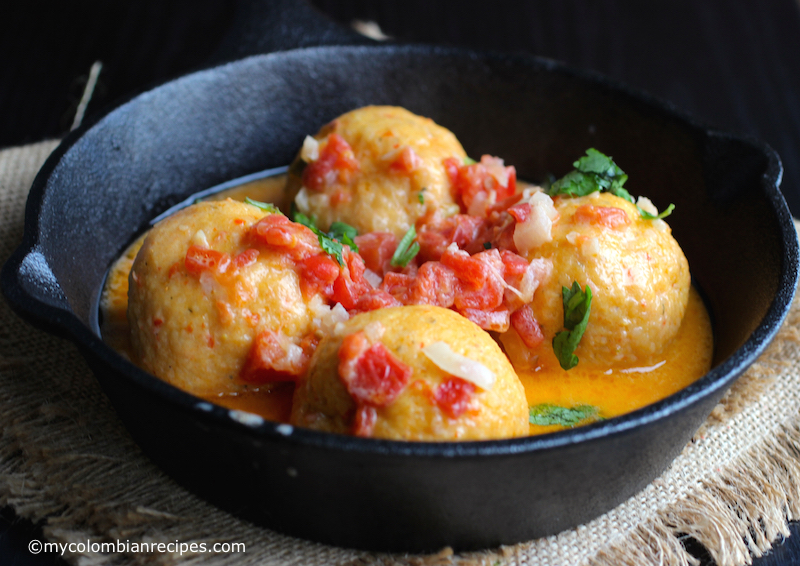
[{"xmin": 3, "ymin": 1, "xmax": 800, "ymax": 564}]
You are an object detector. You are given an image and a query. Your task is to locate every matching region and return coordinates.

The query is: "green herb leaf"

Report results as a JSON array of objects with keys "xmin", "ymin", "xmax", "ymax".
[
  {"xmin": 463, "ymin": 156, "xmax": 477, "ymax": 165},
  {"xmin": 328, "ymin": 221, "xmax": 359, "ymax": 253},
  {"xmin": 483, "ymin": 241, "xmax": 492, "ymax": 249},
  {"xmin": 552, "ymin": 282, "xmax": 592, "ymax": 370},
  {"xmin": 417, "ymin": 188, "xmax": 426, "ymax": 204},
  {"xmin": 291, "ymin": 206, "xmax": 359, "ymax": 266},
  {"xmin": 245, "ymin": 197, "xmax": 281, "ymax": 214},
  {"xmin": 548, "ymin": 148, "xmax": 628, "ymax": 199},
  {"xmin": 391, "ymin": 226, "xmax": 420, "ymax": 268},
  {"xmin": 529, "ymin": 403, "xmax": 601, "ymax": 427},
  {"xmin": 638, "ymin": 202, "xmax": 675, "ymax": 220},
  {"xmin": 291, "ymin": 202, "xmax": 318, "ymax": 230}
]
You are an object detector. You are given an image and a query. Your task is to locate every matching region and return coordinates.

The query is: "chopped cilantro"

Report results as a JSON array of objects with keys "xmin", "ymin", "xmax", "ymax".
[
  {"xmin": 291, "ymin": 205, "xmax": 358, "ymax": 266},
  {"xmin": 391, "ymin": 226, "xmax": 420, "ymax": 268},
  {"xmin": 417, "ymin": 188, "xmax": 426, "ymax": 204},
  {"xmin": 463, "ymin": 156, "xmax": 477, "ymax": 165},
  {"xmin": 552, "ymin": 282, "xmax": 592, "ymax": 370},
  {"xmin": 245, "ymin": 197, "xmax": 281, "ymax": 214},
  {"xmin": 483, "ymin": 241, "xmax": 492, "ymax": 249},
  {"xmin": 529, "ymin": 404, "xmax": 602, "ymax": 427},
  {"xmin": 548, "ymin": 148, "xmax": 674, "ymax": 220}
]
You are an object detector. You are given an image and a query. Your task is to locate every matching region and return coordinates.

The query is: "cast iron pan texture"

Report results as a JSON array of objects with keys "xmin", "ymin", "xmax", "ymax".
[{"xmin": 2, "ymin": 45, "xmax": 798, "ymax": 552}]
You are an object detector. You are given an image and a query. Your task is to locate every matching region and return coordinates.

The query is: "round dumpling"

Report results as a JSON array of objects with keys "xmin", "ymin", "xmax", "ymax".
[
  {"xmin": 128, "ymin": 199, "xmax": 321, "ymax": 397},
  {"xmin": 290, "ymin": 305, "xmax": 529, "ymax": 440},
  {"xmin": 286, "ymin": 106, "xmax": 467, "ymax": 237},
  {"xmin": 503, "ymin": 191, "xmax": 690, "ymax": 368}
]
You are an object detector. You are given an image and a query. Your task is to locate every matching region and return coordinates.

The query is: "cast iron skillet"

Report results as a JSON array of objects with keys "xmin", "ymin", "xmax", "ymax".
[{"xmin": 2, "ymin": 6, "xmax": 799, "ymax": 554}]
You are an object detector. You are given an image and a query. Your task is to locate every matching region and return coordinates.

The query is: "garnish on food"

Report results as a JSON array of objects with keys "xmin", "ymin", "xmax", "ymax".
[
  {"xmin": 292, "ymin": 204, "xmax": 359, "ymax": 266},
  {"xmin": 529, "ymin": 403, "xmax": 602, "ymax": 427},
  {"xmin": 390, "ymin": 226, "xmax": 420, "ymax": 268},
  {"xmin": 552, "ymin": 282, "xmax": 592, "ymax": 370},
  {"xmin": 548, "ymin": 148, "xmax": 674, "ymax": 220},
  {"xmin": 245, "ymin": 197, "xmax": 282, "ymax": 214}
]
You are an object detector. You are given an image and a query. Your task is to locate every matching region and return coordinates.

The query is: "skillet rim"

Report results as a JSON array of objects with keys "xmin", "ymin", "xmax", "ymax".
[{"xmin": 2, "ymin": 43, "xmax": 798, "ymax": 459}]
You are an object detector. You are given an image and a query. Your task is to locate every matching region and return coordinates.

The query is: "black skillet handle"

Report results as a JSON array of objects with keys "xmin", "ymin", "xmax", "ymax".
[{"xmin": 204, "ymin": 0, "xmax": 375, "ymax": 67}]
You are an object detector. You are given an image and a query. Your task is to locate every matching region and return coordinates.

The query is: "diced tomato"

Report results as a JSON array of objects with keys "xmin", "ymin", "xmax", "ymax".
[
  {"xmin": 443, "ymin": 155, "xmax": 516, "ymax": 216},
  {"xmin": 240, "ymin": 330, "xmax": 308, "ymax": 384},
  {"xmin": 461, "ymin": 308, "xmax": 510, "ymax": 332},
  {"xmin": 354, "ymin": 232, "xmax": 399, "ymax": 276},
  {"xmin": 351, "ymin": 289, "xmax": 402, "ymax": 314},
  {"xmin": 507, "ymin": 202, "xmax": 532, "ymax": 223},
  {"xmin": 408, "ymin": 261, "xmax": 457, "ymax": 308},
  {"xmin": 510, "ymin": 305, "xmax": 545, "ymax": 348},
  {"xmin": 389, "ymin": 146, "xmax": 423, "ymax": 174},
  {"xmin": 417, "ymin": 215, "xmax": 488, "ymax": 262},
  {"xmin": 380, "ymin": 271, "xmax": 413, "ymax": 303},
  {"xmin": 302, "ymin": 133, "xmax": 360, "ymax": 192},
  {"xmin": 184, "ymin": 245, "xmax": 231, "ymax": 276},
  {"xmin": 352, "ymin": 404, "xmax": 378, "ymax": 437},
  {"xmin": 250, "ymin": 214, "xmax": 319, "ymax": 260},
  {"xmin": 500, "ymin": 249, "xmax": 529, "ymax": 279},
  {"xmin": 440, "ymin": 245, "xmax": 487, "ymax": 288},
  {"xmin": 434, "ymin": 377, "xmax": 476, "ymax": 419},
  {"xmin": 332, "ymin": 250, "xmax": 373, "ymax": 310},
  {"xmin": 452, "ymin": 249, "xmax": 505, "ymax": 311},
  {"xmin": 338, "ymin": 331, "xmax": 411, "ymax": 407},
  {"xmin": 232, "ymin": 248, "xmax": 259, "ymax": 270},
  {"xmin": 573, "ymin": 205, "xmax": 630, "ymax": 229},
  {"xmin": 299, "ymin": 253, "xmax": 340, "ymax": 299}
]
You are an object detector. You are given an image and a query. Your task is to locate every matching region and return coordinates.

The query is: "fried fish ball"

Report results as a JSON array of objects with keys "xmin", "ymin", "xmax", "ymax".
[
  {"xmin": 504, "ymin": 191, "xmax": 690, "ymax": 368},
  {"xmin": 290, "ymin": 305, "xmax": 529, "ymax": 440},
  {"xmin": 286, "ymin": 106, "xmax": 467, "ymax": 237},
  {"xmin": 127, "ymin": 199, "xmax": 318, "ymax": 397}
]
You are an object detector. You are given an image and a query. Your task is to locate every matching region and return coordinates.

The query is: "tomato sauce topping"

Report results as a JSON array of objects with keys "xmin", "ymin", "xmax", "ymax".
[
  {"xmin": 444, "ymin": 155, "xmax": 517, "ymax": 216},
  {"xmin": 185, "ymin": 245, "xmax": 231, "ymax": 276},
  {"xmin": 240, "ymin": 329, "xmax": 311, "ymax": 384},
  {"xmin": 302, "ymin": 133, "xmax": 360, "ymax": 192},
  {"xmin": 573, "ymin": 204, "xmax": 630, "ymax": 229},
  {"xmin": 338, "ymin": 331, "xmax": 412, "ymax": 408},
  {"xmin": 435, "ymin": 377, "xmax": 477, "ymax": 419}
]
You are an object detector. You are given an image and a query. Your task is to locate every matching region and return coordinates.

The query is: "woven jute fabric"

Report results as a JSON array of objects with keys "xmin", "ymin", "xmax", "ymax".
[{"xmin": 2, "ymin": 140, "xmax": 800, "ymax": 566}]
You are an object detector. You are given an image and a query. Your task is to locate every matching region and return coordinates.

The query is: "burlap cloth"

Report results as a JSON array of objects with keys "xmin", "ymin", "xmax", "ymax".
[{"xmin": 2, "ymin": 140, "xmax": 800, "ymax": 566}]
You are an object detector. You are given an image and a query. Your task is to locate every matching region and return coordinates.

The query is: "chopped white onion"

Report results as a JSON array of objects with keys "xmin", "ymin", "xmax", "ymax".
[
  {"xmin": 422, "ymin": 341, "xmax": 496, "ymax": 390},
  {"xmin": 192, "ymin": 229, "xmax": 210, "ymax": 248},
  {"xmin": 294, "ymin": 187, "xmax": 310, "ymax": 213},
  {"xmin": 363, "ymin": 321, "xmax": 386, "ymax": 342},
  {"xmin": 300, "ymin": 135, "xmax": 319, "ymax": 162},
  {"xmin": 363, "ymin": 268, "xmax": 382, "ymax": 289}
]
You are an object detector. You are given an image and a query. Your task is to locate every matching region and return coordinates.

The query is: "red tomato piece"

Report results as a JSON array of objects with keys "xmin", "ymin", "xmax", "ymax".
[
  {"xmin": 184, "ymin": 245, "xmax": 231, "ymax": 276},
  {"xmin": 332, "ymin": 250, "xmax": 373, "ymax": 310},
  {"xmin": 507, "ymin": 202, "xmax": 532, "ymax": 223},
  {"xmin": 352, "ymin": 404, "xmax": 378, "ymax": 437},
  {"xmin": 354, "ymin": 232, "xmax": 399, "ymax": 276},
  {"xmin": 240, "ymin": 330, "xmax": 308, "ymax": 384},
  {"xmin": 417, "ymin": 214, "xmax": 488, "ymax": 262},
  {"xmin": 573, "ymin": 205, "xmax": 630, "ymax": 229},
  {"xmin": 389, "ymin": 146, "xmax": 423, "ymax": 173},
  {"xmin": 380, "ymin": 271, "xmax": 413, "ymax": 303},
  {"xmin": 434, "ymin": 377, "xmax": 476, "ymax": 419},
  {"xmin": 443, "ymin": 155, "xmax": 516, "ymax": 215},
  {"xmin": 452, "ymin": 249, "xmax": 505, "ymax": 311},
  {"xmin": 251, "ymin": 214, "xmax": 319, "ymax": 260},
  {"xmin": 461, "ymin": 308, "xmax": 511, "ymax": 332},
  {"xmin": 408, "ymin": 261, "xmax": 457, "ymax": 308},
  {"xmin": 232, "ymin": 248, "xmax": 259, "ymax": 270},
  {"xmin": 302, "ymin": 133, "xmax": 360, "ymax": 192},
  {"xmin": 351, "ymin": 289, "xmax": 402, "ymax": 314},
  {"xmin": 338, "ymin": 331, "xmax": 412, "ymax": 407},
  {"xmin": 510, "ymin": 305, "xmax": 545, "ymax": 348},
  {"xmin": 299, "ymin": 253, "xmax": 340, "ymax": 299}
]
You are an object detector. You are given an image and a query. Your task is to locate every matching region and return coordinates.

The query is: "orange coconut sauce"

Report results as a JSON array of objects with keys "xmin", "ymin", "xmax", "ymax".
[{"xmin": 100, "ymin": 174, "xmax": 714, "ymax": 437}]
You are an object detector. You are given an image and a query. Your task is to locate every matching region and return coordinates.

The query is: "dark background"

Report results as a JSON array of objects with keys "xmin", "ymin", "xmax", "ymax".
[{"xmin": 3, "ymin": 1, "xmax": 800, "ymax": 564}]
